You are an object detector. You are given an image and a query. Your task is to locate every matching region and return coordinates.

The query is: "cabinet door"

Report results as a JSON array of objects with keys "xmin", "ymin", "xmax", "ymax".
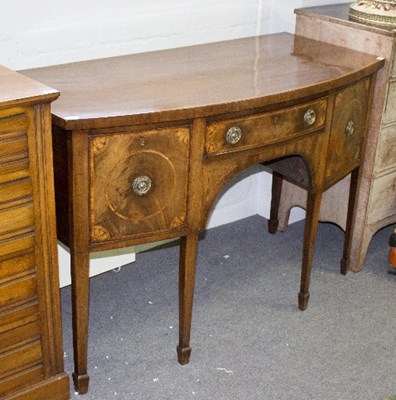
[
  {"xmin": 325, "ymin": 79, "xmax": 370, "ymax": 181},
  {"xmin": 90, "ymin": 126, "xmax": 190, "ymax": 242}
]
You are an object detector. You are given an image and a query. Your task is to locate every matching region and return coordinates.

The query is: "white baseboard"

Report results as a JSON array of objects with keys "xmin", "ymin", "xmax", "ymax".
[{"xmin": 57, "ymin": 243, "xmax": 136, "ymax": 288}]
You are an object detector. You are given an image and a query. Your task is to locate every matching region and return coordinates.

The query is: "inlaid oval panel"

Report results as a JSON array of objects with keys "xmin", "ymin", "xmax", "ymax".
[
  {"xmin": 106, "ymin": 150, "xmax": 176, "ymax": 221},
  {"xmin": 89, "ymin": 126, "xmax": 190, "ymax": 242}
]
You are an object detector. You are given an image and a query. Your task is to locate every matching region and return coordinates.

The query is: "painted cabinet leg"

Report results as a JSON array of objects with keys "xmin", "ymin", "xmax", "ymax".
[
  {"xmin": 177, "ymin": 234, "xmax": 199, "ymax": 365},
  {"xmin": 349, "ymin": 228, "xmax": 375, "ymax": 272},
  {"xmin": 268, "ymin": 172, "xmax": 283, "ymax": 234},
  {"xmin": 299, "ymin": 191, "xmax": 322, "ymax": 311},
  {"xmin": 71, "ymin": 251, "xmax": 90, "ymax": 394}
]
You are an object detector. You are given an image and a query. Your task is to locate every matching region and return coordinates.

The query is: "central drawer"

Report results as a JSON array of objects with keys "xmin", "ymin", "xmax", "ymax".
[
  {"xmin": 205, "ymin": 98, "xmax": 327, "ymax": 156},
  {"xmin": 90, "ymin": 125, "xmax": 190, "ymax": 243}
]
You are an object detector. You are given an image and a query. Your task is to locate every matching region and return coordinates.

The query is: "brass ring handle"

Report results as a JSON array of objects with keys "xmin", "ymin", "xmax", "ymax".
[
  {"xmin": 303, "ymin": 109, "xmax": 316, "ymax": 126},
  {"xmin": 132, "ymin": 175, "xmax": 152, "ymax": 196},
  {"xmin": 226, "ymin": 126, "xmax": 243, "ymax": 145},
  {"xmin": 345, "ymin": 120, "xmax": 355, "ymax": 136}
]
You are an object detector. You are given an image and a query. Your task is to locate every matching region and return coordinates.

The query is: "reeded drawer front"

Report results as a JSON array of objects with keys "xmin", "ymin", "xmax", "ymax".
[
  {"xmin": 0, "ymin": 178, "xmax": 32, "ymax": 205},
  {"xmin": 90, "ymin": 126, "xmax": 190, "ymax": 242},
  {"xmin": 0, "ymin": 135, "xmax": 27, "ymax": 159},
  {"xmin": 0, "ymin": 252, "xmax": 35, "ymax": 282},
  {"xmin": 205, "ymin": 98, "xmax": 327, "ymax": 156},
  {"xmin": 0, "ymin": 111, "xmax": 28, "ymax": 157},
  {"xmin": 0, "ymin": 303, "xmax": 39, "ymax": 335},
  {"xmin": 0, "ymin": 234, "xmax": 35, "ymax": 259},
  {"xmin": 0, "ymin": 275, "xmax": 37, "ymax": 309},
  {"xmin": 0, "ymin": 341, "xmax": 42, "ymax": 380},
  {"xmin": 0, "ymin": 366, "xmax": 43, "ymax": 398},
  {"xmin": 0, "ymin": 204, "xmax": 34, "ymax": 237},
  {"xmin": 0, "ymin": 319, "xmax": 40, "ymax": 353},
  {"xmin": 0, "ymin": 110, "xmax": 30, "ymax": 184},
  {"xmin": 325, "ymin": 79, "xmax": 370, "ymax": 180}
]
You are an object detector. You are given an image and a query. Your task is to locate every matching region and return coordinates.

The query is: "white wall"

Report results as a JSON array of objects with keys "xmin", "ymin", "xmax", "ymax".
[
  {"xmin": 1, "ymin": 0, "xmax": 269, "ymax": 70},
  {"xmin": 268, "ymin": 0, "xmax": 349, "ymax": 33},
  {"xmin": 1, "ymin": 1, "xmax": 340, "ymax": 285}
]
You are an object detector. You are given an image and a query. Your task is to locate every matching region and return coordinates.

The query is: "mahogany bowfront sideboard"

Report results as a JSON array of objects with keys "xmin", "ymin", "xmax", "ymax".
[{"xmin": 22, "ymin": 33, "xmax": 384, "ymax": 394}]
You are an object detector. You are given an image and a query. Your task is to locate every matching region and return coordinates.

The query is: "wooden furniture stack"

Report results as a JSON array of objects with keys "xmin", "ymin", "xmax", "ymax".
[
  {"xmin": 0, "ymin": 66, "xmax": 69, "ymax": 399},
  {"xmin": 22, "ymin": 33, "xmax": 383, "ymax": 394},
  {"xmin": 268, "ymin": 4, "xmax": 396, "ymax": 272}
]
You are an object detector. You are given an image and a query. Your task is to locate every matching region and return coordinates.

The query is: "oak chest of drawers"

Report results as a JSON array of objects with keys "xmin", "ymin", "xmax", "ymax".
[{"xmin": 0, "ymin": 66, "xmax": 69, "ymax": 399}]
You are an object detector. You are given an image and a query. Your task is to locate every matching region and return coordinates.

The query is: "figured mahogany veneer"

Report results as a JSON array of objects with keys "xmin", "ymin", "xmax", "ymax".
[
  {"xmin": 0, "ymin": 66, "xmax": 69, "ymax": 399},
  {"xmin": 22, "ymin": 33, "xmax": 383, "ymax": 394}
]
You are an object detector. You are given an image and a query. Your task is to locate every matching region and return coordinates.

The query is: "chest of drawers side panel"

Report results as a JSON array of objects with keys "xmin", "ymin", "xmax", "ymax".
[{"xmin": 0, "ymin": 99, "xmax": 69, "ymax": 399}]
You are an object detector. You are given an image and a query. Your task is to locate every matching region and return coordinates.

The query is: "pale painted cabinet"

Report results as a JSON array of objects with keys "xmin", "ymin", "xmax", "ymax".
[{"xmin": 270, "ymin": 4, "xmax": 396, "ymax": 271}]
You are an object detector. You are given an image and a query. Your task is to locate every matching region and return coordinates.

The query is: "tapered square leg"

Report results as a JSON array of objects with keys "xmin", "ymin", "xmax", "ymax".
[
  {"xmin": 178, "ymin": 234, "xmax": 199, "ymax": 365},
  {"xmin": 71, "ymin": 250, "xmax": 90, "ymax": 394},
  {"xmin": 299, "ymin": 191, "xmax": 322, "ymax": 311}
]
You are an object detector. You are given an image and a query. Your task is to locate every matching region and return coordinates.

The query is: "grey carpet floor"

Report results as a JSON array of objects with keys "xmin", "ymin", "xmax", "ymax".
[{"xmin": 61, "ymin": 216, "xmax": 396, "ymax": 399}]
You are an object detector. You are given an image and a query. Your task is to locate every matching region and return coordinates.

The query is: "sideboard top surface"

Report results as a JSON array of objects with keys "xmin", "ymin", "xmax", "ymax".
[{"xmin": 21, "ymin": 32, "xmax": 383, "ymax": 129}]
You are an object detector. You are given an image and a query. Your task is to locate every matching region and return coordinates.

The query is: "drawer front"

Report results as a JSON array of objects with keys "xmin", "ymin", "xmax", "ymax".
[
  {"xmin": 0, "ymin": 204, "xmax": 34, "ymax": 237},
  {"xmin": 0, "ymin": 341, "xmax": 42, "ymax": 380},
  {"xmin": 0, "ymin": 234, "xmax": 35, "ymax": 259},
  {"xmin": 205, "ymin": 98, "xmax": 327, "ymax": 156},
  {"xmin": 90, "ymin": 126, "xmax": 190, "ymax": 242},
  {"xmin": 0, "ymin": 110, "xmax": 30, "ymax": 184},
  {"xmin": 325, "ymin": 79, "xmax": 370, "ymax": 180},
  {"xmin": 0, "ymin": 276, "xmax": 37, "ymax": 309},
  {"xmin": 0, "ymin": 277, "xmax": 42, "ymax": 390},
  {"xmin": 0, "ymin": 366, "xmax": 43, "ymax": 398},
  {"xmin": 368, "ymin": 172, "xmax": 396, "ymax": 224},
  {"xmin": 0, "ymin": 136, "xmax": 27, "ymax": 159},
  {"xmin": 0, "ymin": 252, "xmax": 35, "ymax": 282},
  {"xmin": 375, "ymin": 124, "xmax": 396, "ymax": 173},
  {"xmin": 0, "ymin": 304, "xmax": 39, "ymax": 336},
  {"xmin": 0, "ymin": 108, "xmax": 35, "ymax": 255},
  {"xmin": 0, "ymin": 277, "xmax": 43, "ymax": 395},
  {"xmin": 0, "ymin": 178, "xmax": 32, "ymax": 205},
  {"xmin": 0, "ymin": 319, "xmax": 40, "ymax": 354}
]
